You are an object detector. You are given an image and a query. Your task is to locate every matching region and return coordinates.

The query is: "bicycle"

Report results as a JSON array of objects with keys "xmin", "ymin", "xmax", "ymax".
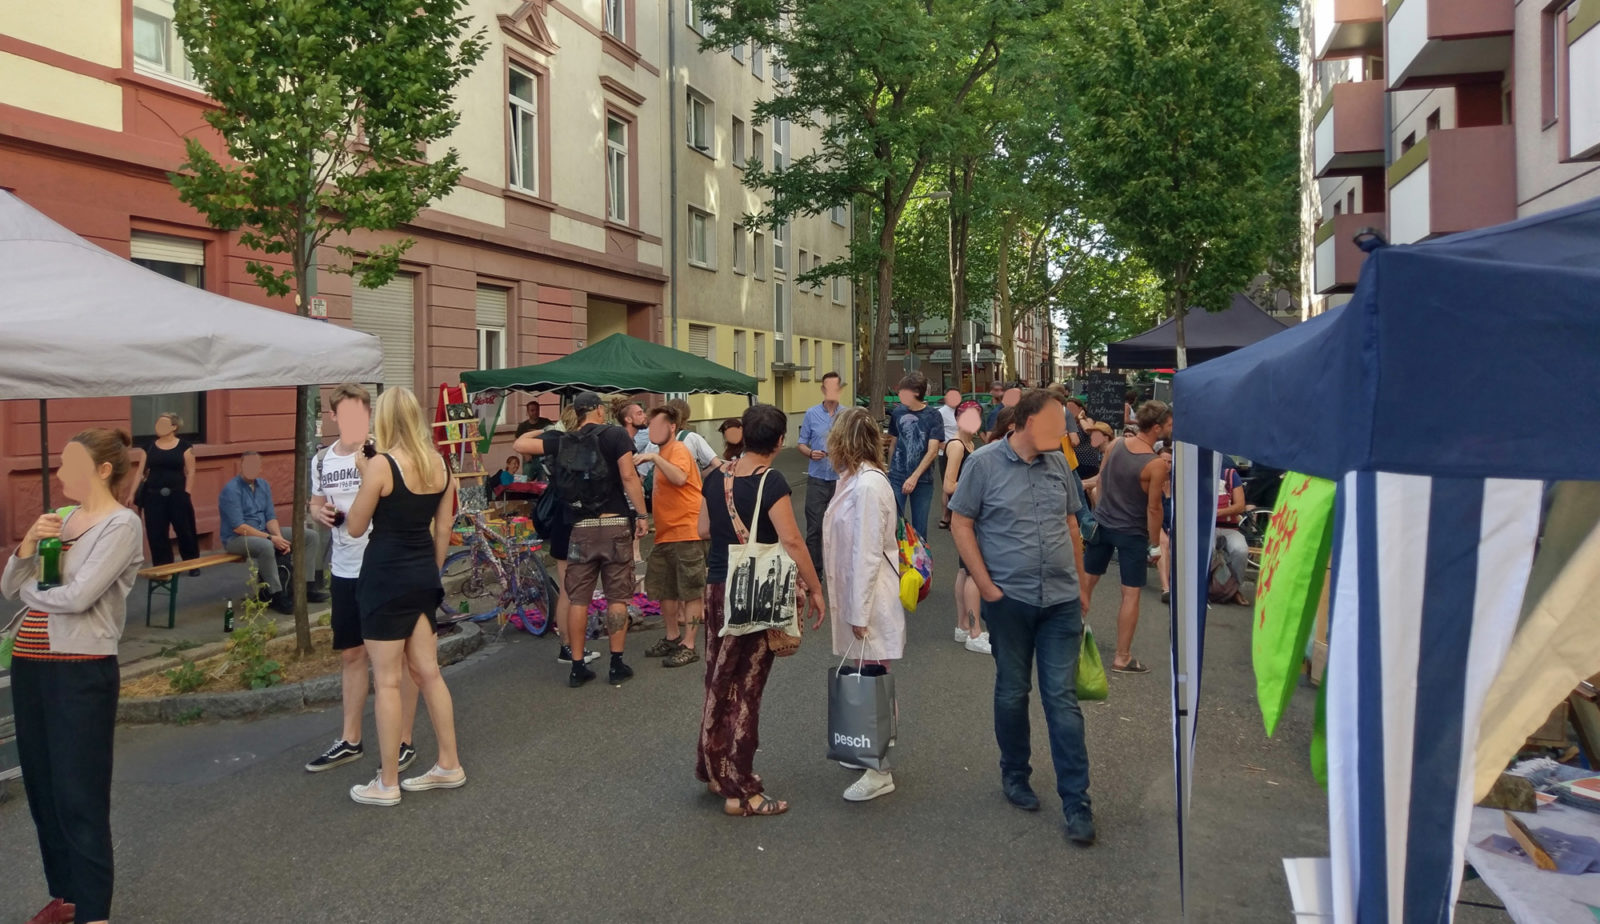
[{"xmin": 439, "ymin": 511, "xmax": 559, "ymax": 639}]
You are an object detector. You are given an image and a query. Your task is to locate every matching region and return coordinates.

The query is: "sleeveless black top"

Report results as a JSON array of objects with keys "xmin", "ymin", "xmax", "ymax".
[
  {"xmin": 142, "ymin": 438, "xmax": 190, "ymax": 495},
  {"xmin": 357, "ymin": 454, "xmax": 447, "ymax": 616}
]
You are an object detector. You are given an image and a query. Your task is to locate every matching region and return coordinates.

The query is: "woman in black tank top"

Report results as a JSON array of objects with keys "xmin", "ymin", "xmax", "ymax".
[{"xmin": 343, "ymin": 387, "xmax": 465, "ymax": 806}]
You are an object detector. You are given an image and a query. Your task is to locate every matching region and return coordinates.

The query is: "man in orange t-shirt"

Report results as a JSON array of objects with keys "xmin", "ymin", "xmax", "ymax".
[{"xmin": 635, "ymin": 405, "xmax": 706, "ymax": 668}]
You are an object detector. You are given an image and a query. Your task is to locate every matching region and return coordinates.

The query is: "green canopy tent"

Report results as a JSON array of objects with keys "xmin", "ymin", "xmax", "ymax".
[{"xmin": 460, "ymin": 334, "xmax": 758, "ymax": 397}]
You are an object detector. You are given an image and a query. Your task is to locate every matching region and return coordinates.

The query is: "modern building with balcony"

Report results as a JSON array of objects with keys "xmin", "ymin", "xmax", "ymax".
[{"xmin": 1297, "ymin": 0, "xmax": 1600, "ymax": 317}]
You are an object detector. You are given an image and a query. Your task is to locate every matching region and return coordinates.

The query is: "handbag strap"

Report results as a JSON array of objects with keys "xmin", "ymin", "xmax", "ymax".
[{"xmin": 723, "ymin": 467, "xmax": 771, "ymax": 548}]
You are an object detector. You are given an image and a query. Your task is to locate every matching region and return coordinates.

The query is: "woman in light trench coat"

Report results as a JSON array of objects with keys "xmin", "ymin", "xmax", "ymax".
[{"xmin": 822, "ymin": 407, "xmax": 907, "ymax": 803}]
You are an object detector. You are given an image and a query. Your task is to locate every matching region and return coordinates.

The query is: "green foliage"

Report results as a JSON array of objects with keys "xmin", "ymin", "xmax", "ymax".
[
  {"xmin": 156, "ymin": 639, "xmax": 202, "ymax": 660},
  {"xmin": 226, "ymin": 564, "xmax": 283, "ymax": 690},
  {"xmin": 175, "ymin": 706, "xmax": 207, "ymax": 726},
  {"xmin": 1055, "ymin": 0, "xmax": 1298, "ymax": 364},
  {"xmin": 170, "ymin": 0, "xmax": 487, "ymax": 293},
  {"xmin": 164, "ymin": 659, "xmax": 207, "ymax": 694}
]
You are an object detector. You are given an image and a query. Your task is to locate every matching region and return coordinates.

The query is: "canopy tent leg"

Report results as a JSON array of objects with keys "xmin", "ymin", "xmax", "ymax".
[
  {"xmin": 38, "ymin": 398, "xmax": 50, "ymax": 510},
  {"xmin": 1170, "ymin": 441, "xmax": 1218, "ymax": 924}
]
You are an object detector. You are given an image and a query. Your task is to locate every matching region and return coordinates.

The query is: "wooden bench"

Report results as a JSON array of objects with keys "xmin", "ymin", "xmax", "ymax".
[{"xmin": 137, "ymin": 553, "xmax": 246, "ymax": 629}]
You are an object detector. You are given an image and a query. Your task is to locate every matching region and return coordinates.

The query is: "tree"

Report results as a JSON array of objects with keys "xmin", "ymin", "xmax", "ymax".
[
  {"xmin": 1057, "ymin": 0, "xmax": 1298, "ymax": 368},
  {"xmin": 1055, "ymin": 248, "xmax": 1164, "ymax": 370},
  {"xmin": 172, "ymin": 0, "xmax": 486, "ymax": 653},
  {"xmin": 702, "ymin": 0, "xmax": 1049, "ymax": 416}
]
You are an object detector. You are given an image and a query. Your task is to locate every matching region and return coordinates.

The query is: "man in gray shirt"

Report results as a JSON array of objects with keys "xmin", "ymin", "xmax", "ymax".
[{"xmin": 948, "ymin": 388, "xmax": 1095, "ymax": 846}]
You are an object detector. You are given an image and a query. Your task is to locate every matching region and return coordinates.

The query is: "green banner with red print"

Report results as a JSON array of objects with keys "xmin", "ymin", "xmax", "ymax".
[{"xmin": 1252, "ymin": 472, "xmax": 1337, "ymax": 737}]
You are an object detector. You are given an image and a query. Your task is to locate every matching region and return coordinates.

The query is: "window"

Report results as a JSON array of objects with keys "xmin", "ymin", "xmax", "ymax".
[
  {"xmin": 352, "ymin": 271, "xmax": 417, "ymax": 393},
  {"xmin": 773, "ymin": 222, "xmax": 787, "ymax": 273},
  {"xmin": 753, "ymin": 230, "xmax": 767, "ymax": 278},
  {"xmin": 833, "ymin": 343, "xmax": 845, "ymax": 380},
  {"xmin": 130, "ymin": 232, "xmax": 205, "ymax": 439},
  {"xmin": 133, "ymin": 0, "xmax": 194, "ymax": 83},
  {"xmin": 751, "ymin": 128, "xmax": 766, "ymax": 170},
  {"xmin": 773, "ymin": 284, "xmax": 789, "ymax": 340},
  {"xmin": 754, "ymin": 332, "xmax": 766, "ymax": 379},
  {"xmin": 732, "ymin": 42, "xmax": 745, "ymax": 63},
  {"xmin": 797, "ymin": 248, "xmax": 809, "ymax": 289},
  {"xmin": 605, "ymin": 0, "xmax": 627, "ymax": 42},
  {"xmin": 1425, "ymin": 108, "xmax": 1441, "ymax": 134},
  {"xmin": 773, "ymin": 52, "xmax": 787, "ymax": 84},
  {"xmin": 1401, "ymin": 132, "xmax": 1416, "ymax": 155},
  {"xmin": 688, "ymin": 323, "xmax": 713, "ymax": 359},
  {"xmin": 606, "ymin": 115, "xmax": 629, "ymax": 222},
  {"xmin": 509, "ymin": 67, "xmax": 539, "ymax": 195},
  {"xmin": 799, "ymin": 339, "xmax": 811, "ymax": 380},
  {"xmin": 772, "ymin": 117, "xmax": 787, "ymax": 171},
  {"xmin": 830, "ymin": 204, "xmax": 847, "ymax": 226},
  {"xmin": 733, "ymin": 329, "xmax": 747, "ymax": 373},
  {"xmin": 687, "ymin": 91, "xmax": 711, "ymax": 153},
  {"xmin": 812, "ymin": 254, "xmax": 825, "ymax": 294},
  {"xmin": 1346, "ymin": 189, "xmax": 1356, "ymax": 213},
  {"xmin": 831, "ymin": 274, "xmax": 846, "ymax": 305},
  {"xmin": 733, "ymin": 224, "xmax": 747, "ymax": 274},
  {"xmin": 688, "ymin": 208, "xmax": 713, "ymax": 268},
  {"xmin": 731, "ymin": 116, "xmax": 746, "ymax": 167},
  {"xmin": 1542, "ymin": 3, "xmax": 1571, "ymax": 126},
  {"xmin": 475, "ymin": 287, "xmax": 508, "ymax": 371},
  {"xmin": 752, "ymin": 44, "xmax": 763, "ymax": 78}
]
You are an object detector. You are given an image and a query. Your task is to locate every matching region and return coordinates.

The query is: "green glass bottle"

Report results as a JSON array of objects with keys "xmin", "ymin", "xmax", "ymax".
[
  {"xmin": 224, "ymin": 599, "xmax": 235, "ymax": 633},
  {"xmin": 37, "ymin": 537, "xmax": 62, "ymax": 590}
]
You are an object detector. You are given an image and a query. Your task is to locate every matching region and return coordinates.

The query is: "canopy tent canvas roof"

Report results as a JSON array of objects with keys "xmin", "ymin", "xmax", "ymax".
[
  {"xmin": 1167, "ymin": 197, "xmax": 1600, "ymax": 923},
  {"xmin": 460, "ymin": 334, "xmax": 759, "ymax": 397},
  {"xmin": 0, "ymin": 191, "xmax": 383, "ymax": 400},
  {"xmin": 1106, "ymin": 293, "xmax": 1288, "ymax": 369}
]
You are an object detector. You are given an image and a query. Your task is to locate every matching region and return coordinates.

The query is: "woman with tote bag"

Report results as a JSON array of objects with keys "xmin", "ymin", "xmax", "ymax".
[
  {"xmin": 822, "ymin": 407, "xmax": 906, "ymax": 802},
  {"xmin": 695, "ymin": 404, "xmax": 825, "ymax": 817}
]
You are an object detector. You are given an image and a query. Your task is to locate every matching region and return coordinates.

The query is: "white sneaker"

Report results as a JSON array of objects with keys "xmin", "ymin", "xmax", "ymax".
[
  {"xmin": 839, "ymin": 760, "xmax": 867, "ymax": 771},
  {"xmin": 954, "ymin": 626, "xmax": 969, "ymax": 643},
  {"xmin": 964, "ymin": 632, "xmax": 992, "ymax": 654},
  {"xmin": 350, "ymin": 776, "xmax": 401, "ymax": 806},
  {"xmin": 400, "ymin": 764, "xmax": 467, "ymax": 792},
  {"xmin": 843, "ymin": 769, "xmax": 896, "ymax": 802}
]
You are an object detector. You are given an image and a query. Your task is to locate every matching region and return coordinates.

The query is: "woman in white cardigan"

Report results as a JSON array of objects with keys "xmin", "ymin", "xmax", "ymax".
[{"xmin": 822, "ymin": 407, "xmax": 906, "ymax": 802}]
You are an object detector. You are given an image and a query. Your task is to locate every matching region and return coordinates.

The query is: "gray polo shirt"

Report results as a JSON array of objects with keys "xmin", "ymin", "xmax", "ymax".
[{"xmin": 947, "ymin": 435, "xmax": 1083, "ymax": 607}]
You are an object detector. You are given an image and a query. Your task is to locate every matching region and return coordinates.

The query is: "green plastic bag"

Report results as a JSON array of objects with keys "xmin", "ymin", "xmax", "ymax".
[
  {"xmin": 0, "ymin": 632, "xmax": 13, "ymax": 670},
  {"xmin": 1077, "ymin": 624, "xmax": 1108, "ymax": 701}
]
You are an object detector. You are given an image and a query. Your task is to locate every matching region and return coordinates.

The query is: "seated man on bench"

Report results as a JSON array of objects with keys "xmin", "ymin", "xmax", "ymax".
[{"xmin": 220, "ymin": 451, "xmax": 327, "ymax": 614}]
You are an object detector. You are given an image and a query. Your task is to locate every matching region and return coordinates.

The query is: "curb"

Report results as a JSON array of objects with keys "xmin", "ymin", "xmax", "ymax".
[
  {"xmin": 116, "ymin": 622, "xmax": 485, "ymax": 725},
  {"xmin": 119, "ymin": 609, "xmax": 333, "ymax": 684}
]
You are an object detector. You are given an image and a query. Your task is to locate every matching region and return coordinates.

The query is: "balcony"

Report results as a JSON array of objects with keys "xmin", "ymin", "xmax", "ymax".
[
  {"xmin": 1315, "ymin": 213, "xmax": 1384, "ymax": 294},
  {"xmin": 1313, "ymin": 80, "xmax": 1386, "ymax": 177},
  {"xmin": 1570, "ymin": 11, "xmax": 1600, "ymax": 160},
  {"xmin": 1386, "ymin": 125, "xmax": 1515, "ymax": 244},
  {"xmin": 1387, "ymin": 0, "xmax": 1512, "ymax": 90},
  {"xmin": 1313, "ymin": 0, "xmax": 1384, "ymax": 60}
]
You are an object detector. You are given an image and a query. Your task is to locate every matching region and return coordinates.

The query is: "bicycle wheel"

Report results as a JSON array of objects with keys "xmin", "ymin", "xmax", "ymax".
[
  {"xmin": 513, "ymin": 548, "xmax": 559, "ymax": 636},
  {"xmin": 439, "ymin": 549, "xmax": 503, "ymax": 621}
]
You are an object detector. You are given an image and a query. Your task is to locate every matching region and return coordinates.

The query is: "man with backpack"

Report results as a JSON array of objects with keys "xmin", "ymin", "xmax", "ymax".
[{"xmin": 514, "ymin": 391, "xmax": 649, "ymax": 687}]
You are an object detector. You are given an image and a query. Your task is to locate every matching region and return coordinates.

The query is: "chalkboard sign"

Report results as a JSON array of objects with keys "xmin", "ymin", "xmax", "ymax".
[{"xmin": 1085, "ymin": 373, "xmax": 1128, "ymax": 431}]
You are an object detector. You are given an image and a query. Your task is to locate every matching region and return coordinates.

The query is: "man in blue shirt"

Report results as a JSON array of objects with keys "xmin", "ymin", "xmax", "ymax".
[
  {"xmin": 949, "ymin": 388, "xmax": 1094, "ymax": 846},
  {"xmin": 219, "ymin": 451, "xmax": 325, "ymax": 614},
  {"xmin": 886, "ymin": 371, "xmax": 945, "ymax": 538},
  {"xmin": 796, "ymin": 371, "xmax": 845, "ymax": 571}
]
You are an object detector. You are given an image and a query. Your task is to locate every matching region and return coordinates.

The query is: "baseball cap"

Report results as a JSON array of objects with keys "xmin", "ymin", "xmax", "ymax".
[{"xmin": 572, "ymin": 391, "xmax": 603, "ymax": 413}]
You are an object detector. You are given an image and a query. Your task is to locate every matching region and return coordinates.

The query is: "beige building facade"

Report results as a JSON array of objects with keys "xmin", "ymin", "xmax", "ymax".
[{"xmin": 1300, "ymin": 0, "xmax": 1600, "ymax": 317}]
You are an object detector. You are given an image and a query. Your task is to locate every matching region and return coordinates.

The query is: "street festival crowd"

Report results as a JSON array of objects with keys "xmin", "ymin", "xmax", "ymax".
[{"xmin": 3, "ymin": 370, "xmax": 1234, "ymax": 924}]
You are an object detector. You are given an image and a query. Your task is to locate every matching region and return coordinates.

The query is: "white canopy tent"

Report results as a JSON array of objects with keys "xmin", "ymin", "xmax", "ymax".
[{"xmin": 0, "ymin": 190, "xmax": 384, "ymax": 506}]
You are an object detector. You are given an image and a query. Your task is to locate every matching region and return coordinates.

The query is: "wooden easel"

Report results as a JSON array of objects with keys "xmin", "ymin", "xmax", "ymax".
[{"xmin": 434, "ymin": 384, "xmax": 487, "ymax": 514}]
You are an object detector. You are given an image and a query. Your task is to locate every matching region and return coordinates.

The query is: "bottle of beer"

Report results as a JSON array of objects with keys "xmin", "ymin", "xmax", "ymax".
[
  {"xmin": 224, "ymin": 599, "xmax": 235, "ymax": 633},
  {"xmin": 37, "ymin": 537, "xmax": 63, "ymax": 590}
]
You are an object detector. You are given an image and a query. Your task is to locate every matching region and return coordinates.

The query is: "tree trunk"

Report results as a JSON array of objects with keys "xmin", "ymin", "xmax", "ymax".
[
  {"xmin": 1171, "ymin": 264, "xmax": 1190, "ymax": 370},
  {"xmin": 947, "ymin": 161, "xmax": 974, "ymax": 393},
  {"xmin": 995, "ymin": 212, "xmax": 1017, "ymax": 381},
  {"xmin": 868, "ymin": 197, "xmax": 899, "ymax": 421},
  {"xmin": 289, "ymin": 232, "xmax": 316, "ymax": 656}
]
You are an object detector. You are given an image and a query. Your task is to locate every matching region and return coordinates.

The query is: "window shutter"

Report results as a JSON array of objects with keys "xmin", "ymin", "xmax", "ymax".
[
  {"xmin": 475, "ymin": 286, "xmax": 508, "ymax": 328},
  {"xmin": 129, "ymin": 232, "xmax": 204, "ymax": 265},
  {"xmin": 687, "ymin": 324, "xmax": 711, "ymax": 359},
  {"xmin": 352, "ymin": 273, "xmax": 416, "ymax": 392}
]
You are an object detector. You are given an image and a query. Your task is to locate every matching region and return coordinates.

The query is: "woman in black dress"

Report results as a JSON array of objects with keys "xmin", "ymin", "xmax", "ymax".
[
  {"xmin": 344, "ymin": 387, "xmax": 464, "ymax": 806},
  {"xmin": 135, "ymin": 412, "xmax": 200, "ymax": 568}
]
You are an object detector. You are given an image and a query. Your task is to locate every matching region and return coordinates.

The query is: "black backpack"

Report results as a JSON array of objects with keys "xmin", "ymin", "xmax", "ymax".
[{"xmin": 554, "ymin": 425, "xmax": 617, "ymax": 519}]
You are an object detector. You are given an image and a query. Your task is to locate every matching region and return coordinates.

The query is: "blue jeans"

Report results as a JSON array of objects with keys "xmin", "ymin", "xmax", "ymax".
[
  {"xmin": 981, "ymin": 594, "xmax": 1092, "ymax": 816},
  {"xmin": 897, "ymin": 478, "xmax": 933, "ymax": 538}
]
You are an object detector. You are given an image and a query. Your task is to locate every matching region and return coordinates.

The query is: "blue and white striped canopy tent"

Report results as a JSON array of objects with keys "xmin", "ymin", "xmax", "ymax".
[{"xmin": 1168, "ymin": 196, "xmax": 1600, "ymax": 923}]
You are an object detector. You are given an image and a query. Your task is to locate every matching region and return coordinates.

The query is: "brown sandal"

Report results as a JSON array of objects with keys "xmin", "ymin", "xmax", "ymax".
[{"xmin": 725, "ymin": 793, "xmax": 788, "ymax": 817}]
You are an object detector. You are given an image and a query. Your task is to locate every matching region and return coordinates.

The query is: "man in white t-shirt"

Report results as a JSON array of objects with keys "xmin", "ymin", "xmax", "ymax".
[{"xmin": 304, "ymin": 383, "xmax": 420, "ymax": 774}]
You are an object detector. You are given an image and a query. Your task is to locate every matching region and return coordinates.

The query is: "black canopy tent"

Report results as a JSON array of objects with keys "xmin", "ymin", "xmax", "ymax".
[{"xmin": 1106, "ymin": 293, "xmax": 1289, "ymax": 369}]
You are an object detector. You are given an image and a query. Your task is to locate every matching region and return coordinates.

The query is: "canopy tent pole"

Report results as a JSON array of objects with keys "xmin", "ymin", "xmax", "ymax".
[{"xmin": 38, "ymin": 398, "xmax": 50, "ymax": 510}]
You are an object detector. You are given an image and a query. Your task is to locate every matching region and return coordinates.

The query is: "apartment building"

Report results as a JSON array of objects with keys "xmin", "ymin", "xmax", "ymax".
[
  {"xmin": 668, "ymin": 4, "xmax": 856, "ymax": 427},
  {"xmin": 1301, "ymin": 0, "xmax": 1600, "ymax": 316},
  {"xmin": 0, "ymin": 0, "xmax": 666, "ymax": 543}
]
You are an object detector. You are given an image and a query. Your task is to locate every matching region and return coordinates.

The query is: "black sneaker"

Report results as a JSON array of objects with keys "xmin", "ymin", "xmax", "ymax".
[
  {"xmin": 608, "ymin": 660, "xmax": 634, "ymax": 686},
  {"xmin": 305, "ymin": 739, "xmax": 363, "ymax": 772},
  {"xmin": 398, "ymin": 741, "xmax": 417, "ymax": 772},
  {"xmin": 557, "ymin": 646, "xmax": 601, "ymax": 665},
  {"xmin": 569, "ymin": 663, "xmax": 596, "ymax": 688},
  {"xmin": 1065, "ymin": 809, "xmax": 1097, "ymax": 846}
]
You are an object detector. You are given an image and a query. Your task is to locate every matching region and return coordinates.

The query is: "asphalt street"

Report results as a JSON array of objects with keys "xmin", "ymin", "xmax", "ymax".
[{"xmin": 0, "ymin": 454, "xmax": 1509, "ymax": 923}]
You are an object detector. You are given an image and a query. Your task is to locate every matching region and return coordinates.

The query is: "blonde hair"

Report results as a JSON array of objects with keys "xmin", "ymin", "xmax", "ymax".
[
  {"xmin": 373, "ymin": 387, "xmax": 445, "ymax": 493},
  {"xmin": 559, "ymin": 403, "xmax": 580, "ymax": 431},
  {"xmin": 826, "ymin": 406, "xmax": 884, "ymax": 476}
]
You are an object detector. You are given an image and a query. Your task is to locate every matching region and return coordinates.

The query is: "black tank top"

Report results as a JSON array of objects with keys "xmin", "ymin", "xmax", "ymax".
[
  {"xmin": 357, "ymin": 454, "xmax": 448, "ymax": 613},
  {"xmin": 143, "ymin": 439, "xmax": 189, "ymax": 493}
]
